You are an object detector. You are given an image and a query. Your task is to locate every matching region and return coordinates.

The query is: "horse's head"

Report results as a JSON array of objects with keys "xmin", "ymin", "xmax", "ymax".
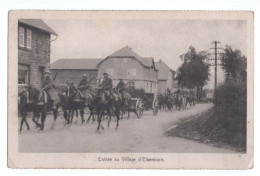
[{"xmin": 66, "ymin": 82, "xmax": 76, "ymax": 97}]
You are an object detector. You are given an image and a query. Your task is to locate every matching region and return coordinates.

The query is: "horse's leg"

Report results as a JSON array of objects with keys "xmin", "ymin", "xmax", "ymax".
[
  {"xmin": 92, "ymin": 112, "xmax": 96, "ymax": 124},
  {"xmin": 63, "ymin": 110, "xmax": 68, "ymax": 124},
  {"xmin": 115, "ymin": 106, "xmax": 119, "ymax": 129},
  {"xmin": 97, "ymin": 112, "xmax": 102, "ymax": 132},
  {"xmin": 51, "ymin": 108, "xmax": 57, "ymax": 130},
  {"xmin": 32, "ymin": 112, "xmax": 41, "ymax": 128},
  {"xmin": 80, "ymin": 109, "xmax": 84, "ymax": 124},
  {"xmin": 71, "ymin": 109, "xmax": 75, "ymax": 125},
  {"xmin": 107, "ymin": 109, "xmax": 111, "ymax": 127},
  {"xmin": 73, "ymin": 109, "xmax": 78, "ymax": 124},
  {"xmin": 19, "ymin": 112, "xmax": 26, "ymax": 133},
  {"xmin": 40, "ymin": 110, "xmax": 46, "ymax": 132},
  {"xmin": 87, "ymin": 113, "xmax": 91, "ymax": 123},
  {"xmin": 127, "ymin": 109, "xmax": 130, "ymax": 118}
]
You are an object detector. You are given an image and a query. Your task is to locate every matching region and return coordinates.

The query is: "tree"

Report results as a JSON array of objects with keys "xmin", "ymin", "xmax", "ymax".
[
  {"xmin": 221, "ymin": 45, "xmax": 247, "ymax": 83},
  {"xmin": 176, "ymin": 46, "xmax": 210, "ymax": 98}
]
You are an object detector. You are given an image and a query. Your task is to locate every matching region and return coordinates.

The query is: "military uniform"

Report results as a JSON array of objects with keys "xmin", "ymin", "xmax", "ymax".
[
  {"xmin": 165, "ymin": 88, "xmax": 171, "ymax": 94},
  {"xmin": 116, "ymin": 80, "xmax": 126, "ymax": 93},
  {"xmin": 99, "ymin": 75, "xmax": 113, "ymax": 100},
  {"xmin": 116, "ymin": 80, "xmax": 130, "ymax": 105},
  {"xmin": 100, "ymin": 77, "xmax": 113, "ymax": 90},
  {"xmin": 42, "ymin": 74, "xmax": 59, "ymax": 109}
]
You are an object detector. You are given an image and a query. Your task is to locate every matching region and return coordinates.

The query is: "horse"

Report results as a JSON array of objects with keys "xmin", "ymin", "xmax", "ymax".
[
  {"xmin": 95, "ymin": 89, "xmax": 121, "ymax": 132},
  {"xmin": 65, "ymin": 83, "xmax": 86, "ymax": 125},
  {"xmin": 112, "ymin": 88, "xmax": 131, "ymax": 119},
  {"xmin": 18, "ymin": 85, "xmax": 47, "ymax": 133},
  {"xmin": 186, "ymin": 91, "xmax": 197, "ymax": 107},
  {"xmin": 173, "ymin": 92, "xmax": 184, "ymax": 111},
  {"xmin": 158, "ymin": 93, "xmax": 174, "ymax": 111}
]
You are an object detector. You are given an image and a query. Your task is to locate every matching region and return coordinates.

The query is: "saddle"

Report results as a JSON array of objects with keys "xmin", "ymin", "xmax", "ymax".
[{"xmin": 37, "ymin": 91, "xmax": 48, "ymax": 105}]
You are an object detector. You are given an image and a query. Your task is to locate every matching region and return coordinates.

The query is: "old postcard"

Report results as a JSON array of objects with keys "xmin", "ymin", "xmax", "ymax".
[{"xmin": 8, "ymin": 10, "xmax": 253, "ymax": 169}]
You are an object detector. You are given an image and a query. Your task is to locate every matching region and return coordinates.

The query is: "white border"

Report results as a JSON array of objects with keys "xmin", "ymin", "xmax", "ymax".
[{"xmin": 1, "ymin": 0, "xmax": 259, "ymax": 175}]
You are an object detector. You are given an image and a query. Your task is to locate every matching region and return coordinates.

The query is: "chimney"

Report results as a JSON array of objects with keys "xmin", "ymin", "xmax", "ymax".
[{"xmin": 126, "ymin": 45, "xmax": 132, "ymax": 50}]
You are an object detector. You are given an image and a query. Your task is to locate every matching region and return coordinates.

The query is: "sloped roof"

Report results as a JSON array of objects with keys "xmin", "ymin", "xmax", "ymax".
[
  {"xmin": 155, "ymin": 61, "xmax": 175, "ymax": 80},
  {"xmin": 100, "ymin": 46, "xmax": 155, "ymax": 68},
  {"xmin": 18, "ymin": 19, "xmax": 57, "ymax": 36},
  {"xmin": 51, "ymin": 59, "xmax": 102, "ymax": 70}
]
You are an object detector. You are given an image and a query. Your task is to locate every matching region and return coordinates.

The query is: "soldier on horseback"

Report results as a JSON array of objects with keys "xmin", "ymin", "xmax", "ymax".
[
  {"xmin": 99, "ymin": 72, "xmax": 113, "ymax": 100},
  {"xmin": 77, "ymin": 74, "xmax": 91, "ymax": 104},
  {"xmin": 42, "ymin": 71, "xmax": 59, "ymax": 110},
  {"xmin": 116, "ymin": 79, "xmax": 130, "ymax": 106},
  {"xmin": 165, "ymin": 87, "xmax": 171, "ymax": 95}
]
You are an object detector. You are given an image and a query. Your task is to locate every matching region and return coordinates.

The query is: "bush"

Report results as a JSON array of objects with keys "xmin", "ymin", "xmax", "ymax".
[{"xmin": 214, "ymin": 81, "xmax": 247, "ymax": 131}]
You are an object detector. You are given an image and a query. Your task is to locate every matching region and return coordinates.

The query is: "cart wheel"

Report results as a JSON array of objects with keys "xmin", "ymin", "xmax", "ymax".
[
  {"xmin": 135, "ymin": 98, "xmax": 144, "ymax": 118},
  {"xmin": 152, "ymin": 96, "xmax": 159, "ymax": 116}
]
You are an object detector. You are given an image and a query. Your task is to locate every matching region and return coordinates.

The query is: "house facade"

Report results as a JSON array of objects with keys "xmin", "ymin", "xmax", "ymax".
[
  {"xmin": 155, "ymin": 60, "xmax": 177, "ymax": 93},
  {"xmin": 18, "ymin": 19, "xmax": 57, "ymax": 90},
  {"xmin": 50, "ymin": 59, "xmax": 102, "ymax": 86},
  {"xmin": 97, "ymin": 46, "xmax": 158, "ymax": 93}
]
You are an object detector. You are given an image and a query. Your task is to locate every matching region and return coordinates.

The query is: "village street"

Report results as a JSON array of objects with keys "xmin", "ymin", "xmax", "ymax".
[{"xmin": 19, "ymin": 103, "xmax": 236, "ymax": 153}]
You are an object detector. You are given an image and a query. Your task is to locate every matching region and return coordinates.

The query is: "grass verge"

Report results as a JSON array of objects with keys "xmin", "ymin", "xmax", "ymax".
[{"xmin": 166, "ymin": 108, "xmax": 246, "ymax": 152}]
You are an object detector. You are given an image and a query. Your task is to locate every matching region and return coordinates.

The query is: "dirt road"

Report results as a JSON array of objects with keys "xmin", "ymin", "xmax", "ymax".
[{"xmin": 19, "ymin": 103, "xmax": 236, "ymax": 153}]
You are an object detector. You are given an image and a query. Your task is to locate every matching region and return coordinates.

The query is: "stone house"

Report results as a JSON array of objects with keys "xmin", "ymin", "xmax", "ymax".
[
  {"xmin": 155, "ymin": 60, "xmax": 177, "ymax": 93},
  {"xmin": 18, "ymin": 19, "xmax": 57, "ymax": 90},
  {"xmin": 97, "ymin": 46, "xmax": 158, "ymax": 93}
]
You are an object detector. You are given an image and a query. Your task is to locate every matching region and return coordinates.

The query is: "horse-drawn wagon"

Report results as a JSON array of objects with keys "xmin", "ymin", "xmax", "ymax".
[{"xmin": 122, "ymin": 92, "xmax": 159, "ymax": 118}]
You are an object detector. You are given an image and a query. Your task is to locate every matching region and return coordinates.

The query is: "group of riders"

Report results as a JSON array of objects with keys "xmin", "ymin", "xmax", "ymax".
[
  {"xmin": 43, "ymin": 71, "xmax": 130, "ymax": 111},
  {"xmin": 19, "ymin": 71, "xmax": 197, "ymax": 133},
  {"xmin": 34, "ymin": 70, "xmax": 196, "ymax": 113},
  {"xmin": 19, "ymin": 71, "xmax": 132, "ymax": 133},
  {"xmin": 159, "ymin": 87, "xmax": 197, "ymax": 111}
]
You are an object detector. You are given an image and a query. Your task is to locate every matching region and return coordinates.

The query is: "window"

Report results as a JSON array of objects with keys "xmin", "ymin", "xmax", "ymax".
[
  {"xmin": 127, "ymin": 68, "xmax": 136, "ymax": 76},
  {"xmin": 129, "ymin": 81, "xmax": 135, "ymax": 88},
  {"xmin": 105, "ymin": 68, "xmax": 114, "ymax": 77},
  {"xmin": 26, "ymin": 29, "xmax": 32, "ymax": 49},
  {"xmin": 19, "ymin": 27, "xmax": 25, "ymax": 47},
  {"xmin": 18, "ymin": 64, "xmax": 29, "ymax": 84}
]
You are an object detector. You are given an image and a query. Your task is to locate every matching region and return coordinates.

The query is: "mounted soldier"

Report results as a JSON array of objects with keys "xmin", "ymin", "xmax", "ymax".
[
  {"xmin": 42, "ymin": 71, "xmax": 59, "ymax": 110},
  {"xmin": 78, "ymin": 74, "xmax": 90, "ymax": 96},
  {"xmin": 99, "ymin": 72, "xmax": 113, "ymax": 99},
  {"xmin": 165, "ymin": 87, "xmax": 171, "ymax": 95},
  {"xmin": 116, "ymin": 79, "xmax": 131, "ymax": 106}
]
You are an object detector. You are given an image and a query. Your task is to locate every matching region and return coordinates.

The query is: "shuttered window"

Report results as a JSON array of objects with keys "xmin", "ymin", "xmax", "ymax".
[
  {"xmin": 26, "ymin": 29, "xmax": 32, "ymax": 49},
  {"xmin": 19, "ymin": 27, "xmax": 25, "ymax": 47}
]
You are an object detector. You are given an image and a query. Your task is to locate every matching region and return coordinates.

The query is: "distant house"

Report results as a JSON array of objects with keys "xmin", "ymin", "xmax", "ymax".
[
  {"xmin": 97, "ymin": 46, "xmax": 158, "ymax": 93},
  {"xmin": 155, "ymin": 60, "xmax": 177, "ymax": 93},
  {"xmin": 18, "ymin": 19, "xmax": 57, "ymax": 90},
  {"xmin": 50, "ymin": 59, "xmax": 102, "ymax": 86}
]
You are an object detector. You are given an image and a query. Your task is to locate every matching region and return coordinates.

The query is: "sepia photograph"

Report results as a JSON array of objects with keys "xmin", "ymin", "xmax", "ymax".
[{"xmin": 8, "ymin": 11, "xmax": 254, "ymax": 169}]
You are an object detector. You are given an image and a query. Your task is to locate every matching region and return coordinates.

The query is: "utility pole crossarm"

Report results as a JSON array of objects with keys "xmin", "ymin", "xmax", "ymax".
[{"xmin": 209, "ymin": 40, "xmax": 221, "ymax": 92}]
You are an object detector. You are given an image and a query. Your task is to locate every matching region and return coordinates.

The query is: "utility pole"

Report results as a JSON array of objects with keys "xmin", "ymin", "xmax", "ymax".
[{"xmin": 209, "ymin": 41, "xmax": 222, "ymax": 91}]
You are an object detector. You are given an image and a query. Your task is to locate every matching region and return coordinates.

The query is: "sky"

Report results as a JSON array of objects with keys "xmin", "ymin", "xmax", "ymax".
[{"xmin": 45, "ymin": 19, "xmax": 247, "ymax": 89}]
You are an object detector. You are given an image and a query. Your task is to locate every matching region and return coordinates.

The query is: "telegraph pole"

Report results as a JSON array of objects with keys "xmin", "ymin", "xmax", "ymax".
[{"xmin": 209, "ymin": 41, "xmax": 221, "ymax": 91}]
